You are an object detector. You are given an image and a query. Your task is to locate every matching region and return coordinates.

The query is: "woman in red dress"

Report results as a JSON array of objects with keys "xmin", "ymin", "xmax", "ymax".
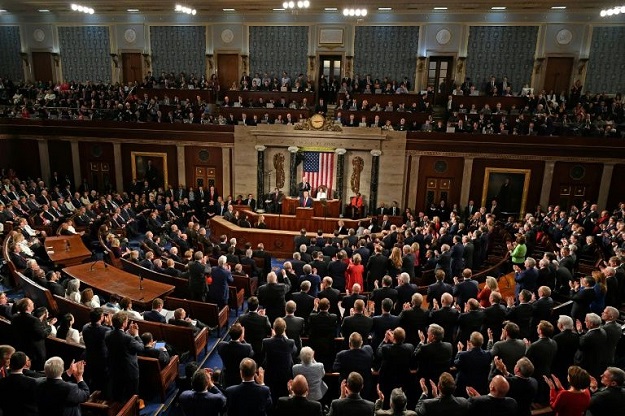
[
  {"xmin": 545, "ymin": 366, "xmax": 591, "ymax": 416},
  {"xmin": 345, "ymin": 253, "xmax": 364, "ymax": 290}
]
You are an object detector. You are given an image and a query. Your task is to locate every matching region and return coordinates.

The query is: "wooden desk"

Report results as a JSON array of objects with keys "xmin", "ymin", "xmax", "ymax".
[
  {"xmin": 45, "ymin": 235, "xmax": 92, "ymax": 266},
  {"xmin": 282, "ymin": 197, "xmax": 340, "ymax": 217},
  {"xmin": 62, "ymin": 263, "xmax": 175, "ymax": 310}
]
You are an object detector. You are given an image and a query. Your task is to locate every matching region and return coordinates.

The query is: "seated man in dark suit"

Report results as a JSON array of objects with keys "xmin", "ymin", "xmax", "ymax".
[
  {"xmin": 276, "ymin": 374, "xmax": 323, "ymax": 416},
  {"xmin": 45, "ymin": 270, "xmax": 65, "ymax": 297},
  {"xmin": 225, "ymin": 358, "xmax": 272, "ymax": 416},
  {"xmin": 139, "ymin": 332, "xmax": 171, "ymax": 367},
  {"xmin": 142, "ymin": 298, "xmax": 167, "ymax": 323},
  {"xmin": 36, "ymin": 357, "xmax": 90, "ymax": 415},
  {"xmin": 167, "ymin": 307, "xmax": 206, "ymax": 336},
  {"xmin": 328, "ymin": 371, "xmax": 375, "ymax": 416}
]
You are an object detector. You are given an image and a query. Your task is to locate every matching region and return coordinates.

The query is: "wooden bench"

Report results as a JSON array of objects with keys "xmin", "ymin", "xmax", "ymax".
[
  {"xmin": 17, "ymin": 272, "xmax": 59, "ymax": 315},
  {"xmin": 81, "ymin": 392, "xmax": 140, "ymax": 416},
  {"xmin": 53, "ymin": 294, "xmax": 92, "ymax": 329},
  {"xmin": 138, "ymin": 355, "xmax": 179, "ymax": 401},
  {"xmin": 134, "ymin": 319, "xmax": 208, "ymax": 361},
  {"xmin": 98, "ymin": 235, "xmax": 122, "ymax": 269},
  {"xmin": 229, "ymin": 285, "xmax": 245, "ymax": 316},
  {"xmin": 233, "ymin": 273, "xmax": 257, "ymax": 297},
  {"xmin": 45, "ymin": 335, "xmax": 86, "ymax": 365},
  {"xmin": 164, "ymin": 296, "xmax": 229, "ymax": 335},
  {"xmin": 3, "ymin": 234, "xmax": 21, "ymax": 287},
  {"xmin": 120, "ymin": 258, "xmax": 189, "ymax": 298}
]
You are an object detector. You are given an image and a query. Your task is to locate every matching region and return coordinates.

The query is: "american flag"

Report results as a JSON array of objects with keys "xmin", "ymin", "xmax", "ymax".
[{"xmin": 303, "ymin": 152, "xmax": 335, "ymax": 195}]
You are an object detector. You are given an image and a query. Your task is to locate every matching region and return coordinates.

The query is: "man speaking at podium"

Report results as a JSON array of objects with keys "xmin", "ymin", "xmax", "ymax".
[{"xmin": 300, "ymin": 191, "xmax": 313, "ymax": 208}]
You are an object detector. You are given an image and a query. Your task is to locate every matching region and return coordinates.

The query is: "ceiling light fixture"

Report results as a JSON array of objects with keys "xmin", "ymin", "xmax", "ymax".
[
  {"xmin": 273, "ymin": 8, "xmax": 285, "ymax": 11},
  {"xmin": 283, "ymin": 1, "xmax": 310, "ymax": 10},
  {"xmin": 433, "ymin": 7, "xmax": 448, "ymax": 10},
  {"xmin": 600, "ymin": 6, "xmax": 625, "ymax": 16},
  {"xmin": 71, "ymin": 4, "xmax": 95, "ymax": 14},
  {"xmin": 175, "ymin": 4, "xmax": 196, "ymax": 15},
  {"xmin": 491, "ymin": 6, "xmax": 507, "ymax": 10},
  {"xmin": 39, "ymin": 9, "xmax": 50, "ymax": 12},
  {"xmin": 378, "ymin": 7, "xmax": 392, "ymax": 11},
  {"xmin": 324, "ymin": 7, "xmax": 337, "ymax": 11},
  {"xmin": 343, "ymin": 8, "xmax": 367, "ymax": 17},
  {"xmin": 127, "ymin": 8, "xmax": 139, "ymax": 12},
  {"xmin": 223, "ymin": 8, "xmax": 235, "ymax": 11},
  {"xmin": 551, "ymin": 6, "xmax": 566, "ymax": 9}
]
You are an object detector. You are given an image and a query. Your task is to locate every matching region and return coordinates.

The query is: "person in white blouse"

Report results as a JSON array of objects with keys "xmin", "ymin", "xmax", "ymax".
[
  {"xmin": 56, "ymin": 313, "xmax": 83, "ymax": 345},
  {"xmin": 65, "ymin": 279, "xmax": 81, "ymax": 303},
  {"xmin": 80, "ymin": 288, "xmax": 101, "ymax": 308},
  {"xmin": 316, "ymin": 186, "xmax": 328, "ymax": 200}
]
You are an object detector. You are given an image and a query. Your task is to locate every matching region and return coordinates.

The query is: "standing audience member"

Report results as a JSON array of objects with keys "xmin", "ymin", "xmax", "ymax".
[
  {"xmin": 275, "ymin": 374, "xmax": 323, "ymax": 416},
  {"xmin": 544, "ymin": 366, "xmax": 591, "ymax": 416},
  {"xmin": 105, "ymin": 311, "xmax": 144, "ymax": 402},
  {"xmin": 225, "ymin": 358, "xmax": 272, "ymax": 416},
  {"xmin": 179, "ymin": 368, "xmax": 227, "ymax": 416},
  {"xmin": 36, "ymin": 357, "xmax": 90, "ymax": 416}
]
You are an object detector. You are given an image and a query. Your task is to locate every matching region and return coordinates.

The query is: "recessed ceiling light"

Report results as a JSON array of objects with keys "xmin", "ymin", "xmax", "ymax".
[
  {"xmin": 39, "ymin": 9, "xmax": 50, "ymax": 12},
  {"xmin": 0, "ymin": 9, "xmax": 7, "ymax": 12},
  {"xmin": 273, "ymin": 8, "xmax": 285, "ymax": 11},
  {"xmin": 223, "ymin": 8, "xmax": 235, "ymax": 11},
  {"xmin": 433, "ymin": 7, "xmax": 448, "ymax": 10},
  {"xmin": 551, "ymin": 6, "xmax": 566, "ymax": 9},
  {"xmin": 324, "ymin": 7, "xmax": 338, "ymax": 11},
  {"xmin": 127, "ymin": 8, "xmax": 139, "ymax": 12},
  {"xmin": 378, "ymin": 7, "xmax": 392, "ymax": 11},
  {"xmin": 491, "ymin": 6, "xmax": 507, "ymax": 10}
]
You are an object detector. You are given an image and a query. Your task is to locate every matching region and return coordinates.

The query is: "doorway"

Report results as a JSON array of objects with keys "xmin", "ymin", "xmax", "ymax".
[
  {"xmin": 31, "ymin": 52, "xmax": 54, "ymax": 83},
  {"xmin": 194, "ymin": 166, "xmax": 216, "ymax": 189},
  {"xmin": 543, "ymin": 57, "xmax": 574, "ymax": 96},
  {"xmin": 425, "ymin": 177, "xmax": 452, "ymax": 210},
  {"xmin": 318, "ymin": 54, "xmax": 342, "ymax": 104},
  {"xmin": 217, "ymin": 54, "xmax": 239, "ymax": 96},
  {"xmin": 427, "ymin": 56, "xmax": 454, "ymax": 106},
  {"xmin": 121, "ymin": 53, "xmax": 143, "ymax": 84},
  {"xmin": 89, "ymin": 161, "xmax": 113, "ymax": 194}
]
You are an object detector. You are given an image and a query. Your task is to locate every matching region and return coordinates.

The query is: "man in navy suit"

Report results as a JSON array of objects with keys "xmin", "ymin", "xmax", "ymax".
[
  {"xmin": 333, "ymin": 332, "xmax": 375, "ymax": 400},
  {"xmin": 217, "ymin": 323, "xmax": 254, "ymax": 387},
  {"xmin": 105, "ymin": 311, "xmax": 144, "ymax": 402},
  {"xmin": 276, "ymin": 374, "xmax": 323, "ymax": 416},
  {"xmin": 426, "ymin": 270, "xmax": 453, "ymax": 310},
  {"xmin": 454, "ymin": 331, "xmax": 492, "ymax": 396},
  {"xmin": 209, "ymin": 255, "xmax": 234, "ymax": 309},
  {"xmin": 0, "ymin": 352, "xmax": 39, "ymax": 416},
  {"xmin": 225, "ymin": 358, "xmax": 272, "ymax": 416},
  {"xmin": 36, "ymin": 357, "xmax": 90, "ymax": 416},
  {"xmin": 328, "ymin": 371, "xmax": 375, "ymax": 416},
  {"xmin": 81, "ymin": 308, "xmax": 112, "ymax": 392},
  {"xmin": 179, "ymin": 368, "xmax": 227, "ymax": 416},
  {"xmin": 300, "ymin": 190, "xmax": 313, "ymax": 208},
  {"xmin": 262, "ymin": 318, "xmax": 297, "ymax": 404},
  {"xmin": 142, "ymin": 298, "xmax": 167, "ymax": 323}
]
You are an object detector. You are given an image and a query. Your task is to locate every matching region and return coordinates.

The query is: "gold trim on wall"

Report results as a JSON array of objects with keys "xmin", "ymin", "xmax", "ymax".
[
  {"xmin": 131, "ymin": 151, "xmax": 168, "ymax": 189},
  {"xmin": 481, "ymin": 167, "xmax": 531, "ymax": 218}
]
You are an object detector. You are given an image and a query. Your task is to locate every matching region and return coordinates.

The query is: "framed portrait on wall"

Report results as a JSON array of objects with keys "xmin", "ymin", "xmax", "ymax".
[
  {"xmin": 319, "ymin": 28, "xmax": 344, "ymax": 45},
  {"xmin": 131, "ymin": 151, "xmax": 168, "ymax": 190},
  {"xmin": 481, "ymin": 168, "xmax": 531, "ymax": 218}
]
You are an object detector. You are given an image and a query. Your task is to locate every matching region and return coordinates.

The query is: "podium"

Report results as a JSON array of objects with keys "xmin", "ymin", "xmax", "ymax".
[
  {"xmin": 296, "ymin": 207, "xmax": 313, "ymax": 220},
  {"xmin": 282, "ymin": 197, "xmax": 340, "ymax": 217}
]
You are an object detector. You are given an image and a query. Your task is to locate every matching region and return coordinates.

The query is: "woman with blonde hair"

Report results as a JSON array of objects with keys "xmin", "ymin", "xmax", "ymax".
[
  {"xmin": 387, "ymin": 246, "xmax": 403, "ymax": 279},
  {"xmin": 477, "ymin": 276, "xmax": 499, "ymax": 307},
  {"xmin": 590, "ymin": 270, "xmax": 607, "ymax": 314}
]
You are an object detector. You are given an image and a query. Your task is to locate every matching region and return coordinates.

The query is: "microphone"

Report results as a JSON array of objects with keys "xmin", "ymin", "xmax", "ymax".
[
  {"xmin": 139, "ymin": 273, "xmax": 144, "ymax": 291},
  {"xmin": 89, "ymin": 258, "xmax": 109, "ymax": 271}
]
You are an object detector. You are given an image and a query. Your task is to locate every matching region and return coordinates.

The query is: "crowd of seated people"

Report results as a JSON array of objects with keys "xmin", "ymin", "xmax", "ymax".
[
  {"xmin": 141, "ymin": 70, "xmax": 220, "ymax": 90},
  {"xmin": 1, "ymin": 162, "xmax": 625, "ymax": 414},
  {"xmin": 229, "ymin": 71, "xmax": 315, "ymax": 93}
]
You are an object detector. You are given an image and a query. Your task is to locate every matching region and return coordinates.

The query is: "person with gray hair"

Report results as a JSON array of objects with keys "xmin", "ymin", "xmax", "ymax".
[
  {"xmin": 601, "ymin": 306, "xmax": 622, "ymax": 366},
  {"xmin": 293, "ymin": 346, "xmax": 328, "ymax": 401},
  {"xmin": 300, "ymin": 264, "xmax": 321, "ymax": 297},
  {"xmin": 36, "ymin": 356, "xmax": 90, "ymax": 415},
  {"xmin": 65, "ymin": 278, "xmax": 81, "ymax": 303},
  {"xmin": 575, "ymin": 312, "xmax": 608, "ymax": 379},
  {"xmin": 208, "ymin": 254, "xmax": 233, "ymax": 308},
  {"xmin": 552, "ymin": 315, "xmax": 580, "ymax": 382},
  {"xmin": 589, "ymin": 366, "xmax": 625, "ymax": 415},
  {"xmin": 375, "ymin": 387, "xmax": 415, "ymax": 416}
]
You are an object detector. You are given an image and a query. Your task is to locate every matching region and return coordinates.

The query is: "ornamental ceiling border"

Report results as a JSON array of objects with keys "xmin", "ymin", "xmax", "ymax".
[
  {"xmin": 405, "ymin": 150, "xmax": 622, "ymax": 165},
  {"xmin": 3, "ymin": 135, "xmax": 234, "ymax": 148}
]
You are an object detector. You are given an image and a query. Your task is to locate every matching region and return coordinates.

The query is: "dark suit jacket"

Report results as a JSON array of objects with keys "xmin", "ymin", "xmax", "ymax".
[
  {"xmin": 258, "ymin": 282, "xmax": 290, "ymax": 324},
  {"xmin": 284, "ymin": 314, "xmax": 305, "ymax": 351},
  {"xmin": 603, "ymin": 321, "xmax": 622, "ymax": 365},
  {"xmin": 262, "ymin": 336, "xmax": 296, "ymax": 400},
  {"xmin": 575, "ymin": 327, "xmax": 608, "ymax": 377},
  {"xmin": 0, "ymin": 372, "xmax": 39, "ymax": 416},
  {"xmin": 506, "ymin": 303, "xmax": 533, "ymax": 340},
  {"xmin": 291, "ymin": 291, "xmax": 316, "ymax": 322},
  {"xmin": 525, "ymin": 337, "xmax": 557, "ymax": 379},
  {"xmin": 489, "ymin": 338, "xmax": 526, "ymax": 377},
  {"xmin": 481, "ymin": 303, "xmax": 507, "ymax": 342},
  {"xmin": 104, "ymin": 328, "xmax": 144, "ymax": 384},
  {"xmin": 81, "ymin": 322, "xmax": 112, "ymax": 389},
  {"xmin": 456, "ymin": 310, "xmax": 485, "ymax": 344},
  {"xmin": 318, "ymin": 287, "xmax": 341, "ymax": 317},
  {"xmin": 341, "ymin": 314, "xmax": 373, "ymax": 341},
  {"xmin": 11, "ymin": 312, "xmax": 50, "ymax": 369},
  {"xmin": 377, "ymin": 342, "xmax": 414, "ymax": 392},
  {"xmin": 36, "ymin": 378, "xmax": 90, "ymax": 416},
  {"xmin": 329, "ymin": 393, "xmax": 375, "ymax": 416},
  {"xmin": 276, "ymin": 396, "xmax": 323, "ymax": 416},
  {"xmin": 47, "ymin": 281, "xmax": 66, "ymax": 297},
  {"xmin": 468, "ymin": 395, "xmax": 518, "ymax": 416},
  {"xmin": 454, "ymin": 347, "xmax": 492, "ymax": 395},
  {"xmin": 415, "ymin": 394, "xmax": 470, "ymax": 416},
  {"xmin": 413, "ymin": 340, "xmax": 452, "ymax": 380},
  {"xmin": 333, "ymin": 346, "xmax": 375, "ymax": 397},
  {"xmin": 186, "ymin": 260, "xmax": 209, "ymax": 301},
  {"xmin": 427, "ymin": 281, "xmax": 453, "ymax": 310},
  {"xmin": 399, "ymin": 307, "xmax": 430, "ymax": 346},
  {"xmin": 370, "ymin": 287, "xmax": 398, "ymax": 316},
  {"xmin": 588, "ymin": 386, "xmax": 625, "ymax": 416},
  {"xmin": 143, "ymin": 309, "xmax": 167, "ymax": 323},
  {"xmin": 395, "ymin": 284, "xmax": 418, "ymax": 313},
  {"xmin": 366, "ymin": 254, "xmax": 389, "ymax": 284},
  {"xmin": 226, "ymin": 381, "xmax": 272, "ymax": 416},
  {"xmin": 429, "ymin": 307, "xmax": 459, "ymax": 344},
  {"xmin": 217, "ymin": 340, "xmax": 254, "ymax": 387},
  {"xmin": 552, "ymin": 329, "xmax": 579, "ymax": 379},
  {"xmin": 238, "ymin": 312, "xmax": 271, "ymax": 358},
  {"xmin": 371, "ymin": 314, "xmax": 401, "ymax": 349},
  {"xmin": 341, "ymin": 294, "xmax": 367, "ymax": 319}
]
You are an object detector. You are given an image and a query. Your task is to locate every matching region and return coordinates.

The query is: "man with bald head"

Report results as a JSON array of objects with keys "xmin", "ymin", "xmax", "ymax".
[
  {"xmin": 342, "ymin": 283, "xmax": 368, "ymax": 319},
  {"xmin": 466, "ymin": 375, "xmax": 518, "ymax": 415},
  {"xmin": 430, "ymin": 292, "xmax": 459, "ymax": 344},
  {"xmin": 275, "ymin": 374, "xmax": 323, "ymax": 416},
  {"xmin": 341, "ymin": 299, "xmax": 373, "ymax": 344}
]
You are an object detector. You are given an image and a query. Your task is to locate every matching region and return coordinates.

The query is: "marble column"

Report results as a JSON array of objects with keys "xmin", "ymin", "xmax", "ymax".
[
  {"xmin": 70, "ymin": 140, "xmax": 81, "ymax": 187},
  {"xmin": 288, "ymin": 146, "xmax": 299, "ymax": 197},
  {"xmin": 597, "ymin": 163, "xmax": 615, "ymax": 210},
  {"xmin": 113, "ymin": 143, "xmax": 123, "ymax": 192},
  {"xmin": 335, "ymin": 148, "xmax": 346, "ymax": 202},
  {"xmin": 37, "ymin": 139, "xmax": 50, "ymax": 184},
  {"xmin": 540, "ymin": 161, "xmax": 556, "ymax": 208},
  {"xmin": 369, "ymin": 150, "xmax": 381, "ymax": 214},
  {"xmin": 255, "ymin": 145, "xmax": 266, "ymax": 205},
  {"xmin": 222, "ymin": 148, "xmax": 231, "ymax": 196},
  {"xmin": 459, "ymin": 156, "xmax": 474, "ymax": 206},
  {"xmin": 406, "ymin": 154, "xmax": 421, "ymax": 209},
  {"xmin": 176, "ymin": 144, "xmax": 186, "ymax": 187}
]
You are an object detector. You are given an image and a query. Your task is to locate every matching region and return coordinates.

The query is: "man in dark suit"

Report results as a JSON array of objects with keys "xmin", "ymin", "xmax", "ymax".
[
  {"xmin": 466, "ymin": 375, "xmax": 518, "ymax": 414},
  {"xmin": 456, "ymin": 299, "xmax": 485, "ymax": 345},
  {"xmin": 552, "ymin": 315, "xmax": 579, "ymax": 382},
  {"xmin": 371, "ymin": 298, "xmax": 401, "ymax": 350},
  {"xmin": 481, "ymin": 291, "xmax": 507, "ymax": 342},
  {"xmin": 371, "ymin": 276, "xmax": 399, "ymax": 316},
  {"xmin": 454, "ymin": 332, "xmax": 491, "ymax": 396},
  {"xmin": 298, "ymin": 175, "xmax": 312, "ymax": 197},
  {"xmin": 449, "ymin": 237, "xmax": 465, "ymax": 279},
  {"xmin": 243, "ymin": 193, "xmax": 256, "ymax": 211},
  {"xmin": 318, "ymin": 276, "xmax": 341, "ymax": 317},
  {"xmin": 262, "ymin": 318, "xmax": 297, "ymax": 404},
  {"xmin": 276, "ymin": 374, "xmax": 323, "ymax": 416},
  {"xmin": 413, "ymin": 323, "xmax": 453, "ymax": 382},
  {"xmin": 434, "ymin": 245, "xmax": 453, "ymax": 283},
  {"xmin": 602, "ymin": 306, "xmax": 623, "ymax": 366},
  {"xmin": 531, "ymin": 286, "xmax": 554, "ymax": 336},
  {"xmin": 575, "ymin": 312, "xmax": 608, "ymax": 379},
  {"xmin": 588, "ymin": 367, "xmax": 625, "ymax": 416},
  {"xmin": 452, "ymin": 269, "xmax": 479, "ymax": 312},
  {"xmin": 178, "ymin": 368, "xmax": 227, "ymax": 416},
  {"xmin": 525, "ymin": 320, "xmax": 557, "ymax": 405},
  {"xmin": 328, "ymin": 372, "xmax": 375, "ymax": 416},
  {"xmin": 45, "ymin": 270, "xmax": 65, "ymax": 297},
  {"xmin": 399, "ymin": 293, "xmax": 430, "ymax": 346},
  {"xmin": 415, "ymin": 372, "xmax": 470, "ymax": 416},
  {"xmin": 142, "ymin": 298, "xmax": 167, "ymax": 323},
  {"xmin": 105, "ymin": 311, "xmax": 144, "ymax": 402},
  {"xmin": 11, "ymin": 298, "xmax": 51, "ymax": 370},
  {"xmin": 429, "ymin": 293, "xmax": 459, "ymax": 344},
  {"xmin": 36, "ymin": 357, "xmax": 90, "ymax": 416},
  {"xmin": 377, "ymin": 327, "xmax": 414, "ymax": 407},
  {"xmin": 258, "ymin": 271, "xmax": 291, "ymax": 324},
  {"xmin": 333, "ymin": 332, "xmax": 375, "ymax": 400},
  {"xmin": 300, "ymin": 190, "xmax": 313, "ymax": 208},
  {"xmin": 237, "ymin": 297, "xmax": 272, "ymax": 364},
  {"xmin": 308, "ymin": 298, "xmax": 339, "ymax": 371},
  {"xmin": 209, "ymin": 255, "xmax": 234, "ymax": 309},
  {"xmin": 185, "ymin": 251, "xmax": 210, "ymax": 302},
  {"xmin": 225, "ymin": 358, "xmax": 272, "ymax": 416},
  {"xmin": 487, "ymin": 322, "xmax": 526, "ymax": 379},
  {"xmin": 299, "ymin": 264, "xmax": 321, "ymax": 297},
  {"xmin": 366, "ymin": 244, "xmax": 389, "ymax": 290},
  {"xmin": 168, "ymin": 308, "xmax": 205, "ymax": 336},
  {"xmin": 291, "ymin": 281, "xmax": 316, "ymax": 323},
  {"xmin": 139, "ymin": 332, "xmax": 171, "ymax": 367},
  {"xmin": 506, "ymin": 289, "xmax": 534, "ymax": 340},
  {"xmin": 341, "ymin": 299, "xmax": 373, "ymax": 343},
  {"xmin": 284, "ymin": 301, "xmax": 305, "ymax": 353},
  {"xmin": 81, "ymin": 308, "xmax": 112, "ymax": 392},
  {"xmin": 217, "ymin": 323, "xmax": 254, "ymax": 387},
  {"xmin": 0, "ymin": 351, "xmax": 39, "ymax": 416},
  {"xmin": 427, "ymin": 270, "xmax": 453, "ymax": 310},
  {"xmin": 395, "ymin": 273, "xmax": 418, "ymax": 314}
]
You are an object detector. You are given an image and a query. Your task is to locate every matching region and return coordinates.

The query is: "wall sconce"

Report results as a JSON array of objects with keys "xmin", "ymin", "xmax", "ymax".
[
  {"xmin": 110, "ymin": 53, "xmax": 119, "ymax": 68},
  {"xmin": 456, "ymin": 57, "xmax": 466, "ymax": 73},
  {"xmin": 240, "ymin": 54, "xmax": 248, "ymax": 72},
  {"xmin": 417, "ymin": 56, "xmax": 427, "ymax": 72},
  {"xmin": 206, "ymin": 54, "xmax": 214, "ymax": 72},
  {"xmin": 20, "ymin": 53, "xmax": 30, "ymax": 67},
  {"xmin": 51, "ymin": 53, "xmax": 60, "ymax": 67},
  {"xmin": 577, "ymin": 58, "xmax": 589, "ymax": 75},
  {"xmin": 534, "ymin": 57, "xmax": 545, "ymax": 74},
  {"xmin": 142, "ymin": 53, "xmax": 151, "ymax": 69}
]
